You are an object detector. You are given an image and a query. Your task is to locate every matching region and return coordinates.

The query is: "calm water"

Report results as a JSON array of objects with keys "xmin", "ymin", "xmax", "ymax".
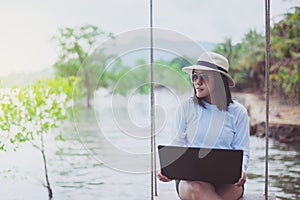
[{"xmin": 0, "ymin": 89, "xmax": 299, "ymax": 200}]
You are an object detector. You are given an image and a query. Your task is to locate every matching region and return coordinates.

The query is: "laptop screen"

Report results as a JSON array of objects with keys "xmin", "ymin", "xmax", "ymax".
[{"xmin": 158, "ymin": 145, "xmax": 243, "ymax": 184}]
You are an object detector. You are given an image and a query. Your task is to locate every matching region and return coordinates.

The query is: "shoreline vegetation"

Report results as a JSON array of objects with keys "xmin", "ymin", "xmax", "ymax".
[
  {"xmin": 1, "ymin": 6, "xmax": 299, "ymax": 150},
  {"xmin": 234, "ymin": 92, "xmax": 300, "ymax": 144}
]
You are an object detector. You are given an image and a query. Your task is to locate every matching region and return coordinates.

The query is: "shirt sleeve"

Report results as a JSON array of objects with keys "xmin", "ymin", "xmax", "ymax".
[
  {"xmin": 231, "ymin": 108, "xmax": 250, "ymax": 172},
  {"xmin": 171, "ymin": 103, "xmax": 188, "ymax": 146}
]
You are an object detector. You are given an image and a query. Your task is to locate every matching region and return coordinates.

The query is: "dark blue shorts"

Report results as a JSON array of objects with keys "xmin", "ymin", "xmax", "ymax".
[{"xmin": 175, "ymin": 180, "xmax": 181, "ymax": 195}]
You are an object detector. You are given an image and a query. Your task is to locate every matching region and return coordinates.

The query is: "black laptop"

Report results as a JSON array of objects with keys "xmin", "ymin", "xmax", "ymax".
[{"xmin": 158, "ymin": 145, "xmax": 243, "ymax": 184}]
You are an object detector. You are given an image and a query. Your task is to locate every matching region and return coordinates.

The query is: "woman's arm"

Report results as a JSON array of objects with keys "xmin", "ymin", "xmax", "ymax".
[
  {"xmin": 157, "ymin": 170, "xmax": 172, "ymax": 182},
  {"xmin": 171, "ymin": 102, "xmax": 188, "ymax": 146},
  {"xmin": 232, "ymin": 108, "xmax": 250, "ymax": 172},
  {"xmin": 235, "ymin": 171, "xmax": 247, "ymax": 187}
]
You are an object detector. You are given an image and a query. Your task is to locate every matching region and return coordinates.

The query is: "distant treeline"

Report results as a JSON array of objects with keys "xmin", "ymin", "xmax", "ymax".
[
  {"xmin": 51, "ymin": 25, "xmax": 193, "ymax": 108},
  {"xmin": 214, "ymin": 6, "xmax": 300, "ymax": 105},
  {"xmin": 3, "ymin": 7, "xmax": 297, "ymax": 107}
]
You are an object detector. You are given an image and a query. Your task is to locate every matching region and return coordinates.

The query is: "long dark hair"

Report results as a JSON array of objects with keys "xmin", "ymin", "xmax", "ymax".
[{"xmin": 192, "ymin": 70, "xmax": 233, "ymax": 111}]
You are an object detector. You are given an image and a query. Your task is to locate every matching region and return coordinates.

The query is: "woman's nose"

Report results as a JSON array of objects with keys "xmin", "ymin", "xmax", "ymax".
[
  {"xmin": 196, "ymin": 77, "xmax": 204, "ymax": 84},
  {"xmin": 195, "ymin": 79, "xmax": 203, "ymax": 85}
]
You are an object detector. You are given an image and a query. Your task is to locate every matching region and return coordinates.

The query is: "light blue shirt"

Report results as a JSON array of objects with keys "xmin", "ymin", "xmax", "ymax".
[{"xmin": 171, "ymin": 98, "xmax": 250, "ymax": 172}]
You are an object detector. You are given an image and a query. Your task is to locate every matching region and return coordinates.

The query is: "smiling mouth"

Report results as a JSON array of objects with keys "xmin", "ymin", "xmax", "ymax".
[{"xmin": 195, "ymin": 87, "xmax": 204, "ymax": 91}]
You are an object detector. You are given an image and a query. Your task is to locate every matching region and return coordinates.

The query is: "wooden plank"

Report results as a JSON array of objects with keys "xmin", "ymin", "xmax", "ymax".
[
  {"xmin": 155, "ymin": 192, "xmax": 276, "ymax": 200},
  {"xmin": 154, "ymin": 191, "xmax": 180, "ymax": 200},
  {"xmin": 241, "ymin": 193, "xmax": 276, "ymax": 200}
]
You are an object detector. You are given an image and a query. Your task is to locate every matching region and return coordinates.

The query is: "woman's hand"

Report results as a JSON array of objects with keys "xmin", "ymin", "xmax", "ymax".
[
  {"xmin": 235, "ymin": 171, "xmax": 246, "ymax": 187},
  {"xmin": 157, "ymin": 170, "xmax": 172, "ymax": 182}
]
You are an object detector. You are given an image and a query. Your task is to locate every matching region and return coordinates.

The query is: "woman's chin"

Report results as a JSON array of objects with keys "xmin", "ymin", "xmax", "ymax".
[{"xmin": 196, "ymin": 91, "xmax": 206, "ymax": 98}]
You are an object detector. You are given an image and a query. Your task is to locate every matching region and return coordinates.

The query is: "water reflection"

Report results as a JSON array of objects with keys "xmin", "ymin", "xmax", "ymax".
[
  {"xmin": 270, "ymin": 141, "xmax": 300, "ymax": 200},
  {"xmin": 247, "ymin": 137, "xmax": 300, "ymax": 200},
  {"xmin": 0, "ymin": 91, "xmax": 299, "ymax": 199}
]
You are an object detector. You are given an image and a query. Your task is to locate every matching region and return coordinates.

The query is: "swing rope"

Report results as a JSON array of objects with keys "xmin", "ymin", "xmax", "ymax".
[
  {"xmin": 264, "ymin": 0, "xmax": 270, "ymax": 199},
  {"xmin": 150, "ymin": 0, "xmax": 157, "ymax": 199}
]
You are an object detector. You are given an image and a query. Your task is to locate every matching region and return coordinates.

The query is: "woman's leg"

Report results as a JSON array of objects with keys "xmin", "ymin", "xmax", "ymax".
[
  {"xmin": 215, "ymin": 184, "xmax": 244, "ymax": 200},
  {"xmin": 178, "ymin": 180, "xmax": 222, "ymax": 200}
]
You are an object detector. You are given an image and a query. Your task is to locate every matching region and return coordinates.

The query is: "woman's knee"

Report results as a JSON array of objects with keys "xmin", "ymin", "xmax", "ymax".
[
  {"xmin": 217, "ymin": 184, "xmax": 244, "ymax": 200},
  {"xmin": 179, "ymin": 181, "xmax": 215, "ymax": 199},
  {"xmin": 190, "ymin": 181, "xmax": 214, "ymax": 192}
]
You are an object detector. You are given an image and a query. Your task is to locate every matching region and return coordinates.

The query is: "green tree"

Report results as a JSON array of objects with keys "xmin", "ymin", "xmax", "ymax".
[
  {"xmin": 154, "ymin": 59, "xmax": 190, "ymax": 91},
  {"xmin": 108, "ymin": 59, "xmax": 150, "ymax": 96},
  {"xmin": 53, "ymin": 25, "xmax": 114, "ymax": 108},
  {"xmin": 272, "ymin": 6, "xmax": 300, "ymax": 59},
  {"xmin": 215, "ymin": 38, "xmax": 233, "ymax": 61},
  {"xmin": 215, "ymin": 31, "xmax": 265, "ymax": 90},
  {"xmin": 270, "ymin": 6, "xmax": 300, "ymax": 103},
  {"xmin": 215, "ymin": 6, "xmax": 299, "ymax": 104},
  {"xmin": 0, "ymin": 77, "xmax": 81, "ymax": 199},
  {"xmin": 105, "ymin": 58, "xmax": 190, "ymax": 96},
  {"xmin": 169, "ymin": 55, "xmax": 194, "ymax": 69}
]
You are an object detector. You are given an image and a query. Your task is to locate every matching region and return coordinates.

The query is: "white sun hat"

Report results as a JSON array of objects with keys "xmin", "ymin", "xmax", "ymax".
[{"xmin": 182, "ymin": 51, "xmax": 235, "ymax": 87}]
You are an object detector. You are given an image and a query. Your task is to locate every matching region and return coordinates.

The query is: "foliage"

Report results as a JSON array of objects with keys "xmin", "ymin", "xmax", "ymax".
[
  {"xmin": 215, "ymin": 31, "xmax": 265, "ymax": 88},
  {"xmin": 270, "ymin": 62, "xmax": 300, "ymax": 103},
  {"xmin": 0, "ymin": 77, "xmax": 80, "ymax": 150},
  {"xmin": 270, "ymin": 7, "xmax": 300, "ymax": 103},
  {"xmin": 106, "ymin": 59, "xmax": 190, "ymax": 96},
  {"xmin": 272, "ymin": 7, "xmax": 300, "ymax": 59},
  {"xmin": 169, "ymin": 56, "xmax": 194, "ymax": 69},
  {"xmin": 52, "ymin": 25, "xmax": 114, "ymax": 108},
  {"xmin": 215, "ymin": 6, "xmax": 300, "ymax": 104},
  {"xmin": 0, "ymin": 77, "xmax": 81, "ymax": 199},
  {"xmin": 154, "ymin": 60, "xmax": 191, "ymax": 91}
]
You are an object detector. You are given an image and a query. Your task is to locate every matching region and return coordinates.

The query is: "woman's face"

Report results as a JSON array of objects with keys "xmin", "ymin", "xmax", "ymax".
[{"xmin": 192, "ymin": 69, "xmax": 215, "ymax": 103}]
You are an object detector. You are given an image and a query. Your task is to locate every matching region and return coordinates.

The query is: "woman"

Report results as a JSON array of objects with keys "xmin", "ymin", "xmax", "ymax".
[{"xmin": 157, "ymin": 52, "xmax": 250, "ymax": 200}]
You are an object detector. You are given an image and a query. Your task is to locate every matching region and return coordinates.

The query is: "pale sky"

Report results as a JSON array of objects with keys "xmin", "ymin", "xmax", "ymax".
[{"xmin": 0, "ymin": 0, "xmax": 299, "ymax": 76}]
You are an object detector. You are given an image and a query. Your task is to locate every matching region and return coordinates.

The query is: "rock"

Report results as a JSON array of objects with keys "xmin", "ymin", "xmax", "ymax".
[
  {"xmin": 250, "ymin": 122, "xmax": 300, "ymax": 143},
  {"xmin": 233, "ymin": 92, "xmax": 300, "ymax": 144}
]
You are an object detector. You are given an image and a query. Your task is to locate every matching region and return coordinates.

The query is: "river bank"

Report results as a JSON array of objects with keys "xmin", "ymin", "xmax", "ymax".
[{"xmin": 233, "ymin": 92, "xmax": 300, "ymax": 144}]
